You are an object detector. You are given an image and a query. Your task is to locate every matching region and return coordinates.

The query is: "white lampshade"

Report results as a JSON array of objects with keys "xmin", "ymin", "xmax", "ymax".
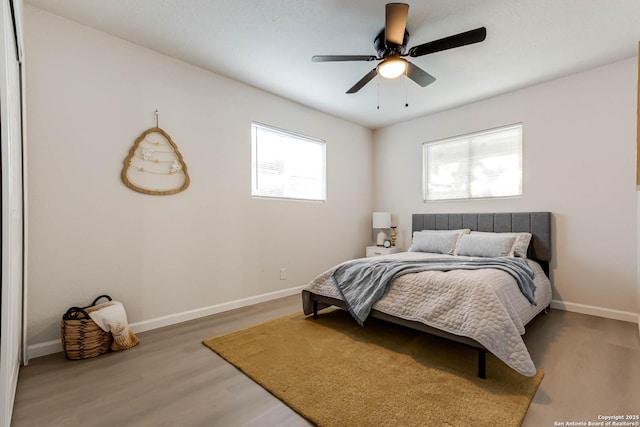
[{"xmin": 372, "ymin": 212, "xmax": 391, "ymax": 229}]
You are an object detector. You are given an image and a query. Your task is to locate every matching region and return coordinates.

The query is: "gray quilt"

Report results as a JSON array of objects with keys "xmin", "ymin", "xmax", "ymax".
[
  {"xmin": 302, "ymin": 252, "xmax": 553, "ymax": 377},
  {"xmin": 332, "ymin": 257, "xmax": 536, "ymax": 326}
]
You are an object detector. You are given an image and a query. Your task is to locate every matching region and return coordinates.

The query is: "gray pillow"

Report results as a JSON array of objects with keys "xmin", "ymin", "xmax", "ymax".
[
  {"xmin": 456, "ymin": 233, "xmax": 517, "ymax": 258},
  {"xmin": 409, "ymin": 230, "xmax": 464, "ymax": 255},
  {"xmin": 470, "ymin": 231, "xmax": 532, "ymax": 258}
]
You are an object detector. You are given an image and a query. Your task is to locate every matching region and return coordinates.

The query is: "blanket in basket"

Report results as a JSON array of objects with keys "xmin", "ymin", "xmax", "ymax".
[{"xmin": 87, "ymin": 301, "xmax": 140, "ymax": 351}]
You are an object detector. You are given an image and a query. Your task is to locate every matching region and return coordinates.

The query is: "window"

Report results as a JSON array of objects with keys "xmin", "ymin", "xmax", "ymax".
[
  {"xmin": 251, "ymin": 122, "xmax": 326, "ymax": 202},
  {"xmin": 423, "ymin": 124, "xmax": 522, "ymax": 201}
]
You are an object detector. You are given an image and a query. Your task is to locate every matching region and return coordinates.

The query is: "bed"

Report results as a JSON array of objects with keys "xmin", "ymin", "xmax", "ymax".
[{"xmin": 302, "ymin": 212, "xmax": 552, "ymax": 378}]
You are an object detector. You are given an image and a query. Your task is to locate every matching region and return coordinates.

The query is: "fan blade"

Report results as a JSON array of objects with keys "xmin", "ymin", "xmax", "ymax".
[
  {"xmin": 406, "ymin": 62, "xmax": 436, "ymax": 87},
  {"xmin": 408, "ymin": 27, "xmax": 487, "ymax": 57},
  {"xmin": 385, "ymin": 3, "xmax": 409, "ymax": 46},
  {"xmin": 346, "ymin": 69, "xmax": 378, "ymax": 94},
  {"xmin": 312, "ymin": 55, "xmax": 377, "ymax": 62}
]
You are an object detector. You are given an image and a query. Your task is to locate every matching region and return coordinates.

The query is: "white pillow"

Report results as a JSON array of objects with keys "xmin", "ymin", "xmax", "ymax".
[
  {"xmin": 470, "ymin": 231, "xmax": 532, "ymax": 258},
  {"xmin": 409, "ymin": 230, "xmax": 468, "ymax": 255},
  {"xmin": 456, "ymin": 233, "xmax": 517, "ymax": 258}
]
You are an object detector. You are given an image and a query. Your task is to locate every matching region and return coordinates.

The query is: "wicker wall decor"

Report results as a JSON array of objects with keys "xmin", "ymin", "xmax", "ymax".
[{"xmin": 121, "ymin": 125, "xmax": 190, "ymax": 196}]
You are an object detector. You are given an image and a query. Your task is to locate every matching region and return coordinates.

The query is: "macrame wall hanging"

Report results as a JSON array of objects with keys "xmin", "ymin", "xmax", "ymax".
[{"xmin": 121, "ymin": 110, "xmax": 190, "ymax": 195}]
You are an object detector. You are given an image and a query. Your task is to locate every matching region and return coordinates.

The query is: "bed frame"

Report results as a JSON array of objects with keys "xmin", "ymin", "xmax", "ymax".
[{"xmin": 309, "ymin": 211, "xmax": 552, "ymax": 379}]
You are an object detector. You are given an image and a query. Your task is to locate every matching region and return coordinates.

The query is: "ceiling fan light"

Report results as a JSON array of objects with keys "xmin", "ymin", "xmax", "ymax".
[{"xmin": 378, "ymin": 57, "xmax": 407, "ymax": 79}]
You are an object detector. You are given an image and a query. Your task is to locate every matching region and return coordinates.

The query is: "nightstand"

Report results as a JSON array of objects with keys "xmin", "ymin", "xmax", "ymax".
[{"xmin": 366, "ymin": 246, "xmax": 400, "ymax": 257}]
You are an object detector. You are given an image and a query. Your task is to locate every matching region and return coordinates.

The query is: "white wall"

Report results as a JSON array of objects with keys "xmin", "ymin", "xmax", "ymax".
[
  {"xmin": 24, "ymin": 6, "xmax": 373, "ymax": 350},
  {"xmin": 374, "ymin": 57, "xmax": 638, "ymax": 319}
]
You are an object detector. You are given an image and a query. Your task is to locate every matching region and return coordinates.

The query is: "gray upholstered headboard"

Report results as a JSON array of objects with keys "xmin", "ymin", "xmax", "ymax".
[{"xmin": 412, "ymin": 212, "xmax": 552, "ymax": 276}]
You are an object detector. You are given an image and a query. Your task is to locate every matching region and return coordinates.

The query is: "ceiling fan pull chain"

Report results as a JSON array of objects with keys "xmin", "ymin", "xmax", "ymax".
[
  {"xmin": 377, "ymin": 80, "xmax": 380, "ymax": 110},
  {"xmin": 405, "ymin": 69, "xmax": 409, "ymax": 108}
]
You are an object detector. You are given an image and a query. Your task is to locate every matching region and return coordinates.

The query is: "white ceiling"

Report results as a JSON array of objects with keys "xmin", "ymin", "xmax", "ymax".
[{"xmin": 25, "ymin": 0, "xmax": 640, "ymax": 129}]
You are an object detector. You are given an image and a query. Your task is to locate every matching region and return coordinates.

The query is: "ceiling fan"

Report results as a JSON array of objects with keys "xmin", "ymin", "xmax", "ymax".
[{"xmin": 312, "ymin": 3, "xmax": 487, "ymax": 94}]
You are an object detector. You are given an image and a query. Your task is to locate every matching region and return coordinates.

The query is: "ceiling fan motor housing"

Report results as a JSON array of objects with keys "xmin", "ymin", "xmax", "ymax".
[{"xmin": 374, "ymin": 29, "xmax": 409, "ymax": 58}]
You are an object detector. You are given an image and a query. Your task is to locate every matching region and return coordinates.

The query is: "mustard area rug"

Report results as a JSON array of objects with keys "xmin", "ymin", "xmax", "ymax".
[{"xmin": 202, "ymin": 309, "xmax": 543, "ymax": 427}]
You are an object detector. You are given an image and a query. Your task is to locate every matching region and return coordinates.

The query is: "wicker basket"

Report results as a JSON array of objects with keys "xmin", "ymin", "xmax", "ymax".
[{"xmin": 61, "ymin": 295, "xmax": 114, "ymax": 360}]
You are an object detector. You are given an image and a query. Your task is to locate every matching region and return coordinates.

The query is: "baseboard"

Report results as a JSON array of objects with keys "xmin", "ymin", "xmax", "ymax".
[
  {"xmin": 27, "ymin": 285, "xmax": 306, "ymax": 360},
  {"xmin": 27, "ymin": 291, "xmax": 638, "ymax": 359},
  {"xmin": 27, "ymin": 340, "xmax": 62, "ymax": 360},
  {"xmin": 550, "ymin": 299, "xmax": 639, "ymax": 323},
  {"xmin": 130, "ymin": 285, "xmax": 305, "ymax": 333}
]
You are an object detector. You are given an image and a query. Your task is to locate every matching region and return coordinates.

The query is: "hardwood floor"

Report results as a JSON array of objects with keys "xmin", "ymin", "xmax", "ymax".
[
  {"xmin": 522, "ymin": 308, "xmax": 640, "ymax": 426},
  {"xmin": 12, "ymin": 295, "xmax": 640, "ymax": 426}
]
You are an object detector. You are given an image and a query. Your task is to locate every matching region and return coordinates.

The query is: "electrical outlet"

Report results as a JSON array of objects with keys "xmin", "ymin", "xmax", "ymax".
[{"xmin": 280, "ymin": 268, "xmax": 287, "ymax": 280}]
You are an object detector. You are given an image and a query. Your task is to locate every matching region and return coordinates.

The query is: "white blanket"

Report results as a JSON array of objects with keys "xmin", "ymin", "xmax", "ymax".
[
  {"xmin": 302, "ymin": 252, "xmax": 552, "ymax": 377},
  {"xmin": 88, "ymin": 301, "xmax": 140, "ymax": 351}
]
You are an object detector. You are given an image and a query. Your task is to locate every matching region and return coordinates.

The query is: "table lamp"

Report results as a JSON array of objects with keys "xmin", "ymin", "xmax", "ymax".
[{"xmin": 372, "ymin": 212, "xmax": 391, "ymax": 246}]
